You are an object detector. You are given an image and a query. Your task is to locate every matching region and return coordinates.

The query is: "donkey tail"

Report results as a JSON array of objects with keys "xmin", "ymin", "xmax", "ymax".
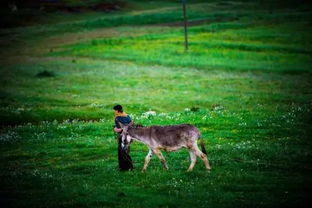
[{"xmin": 199, "ymin": 135, "xmax": 207, "ymax": 155}]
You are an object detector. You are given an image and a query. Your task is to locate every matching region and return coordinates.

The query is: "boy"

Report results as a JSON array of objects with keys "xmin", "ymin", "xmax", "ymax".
[{"xmin": 113, "ymin": 104, "xmax": 133, "ymax": 171}]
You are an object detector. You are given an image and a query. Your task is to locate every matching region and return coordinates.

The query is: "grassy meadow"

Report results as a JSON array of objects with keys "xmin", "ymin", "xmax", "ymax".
[{"xmin": 0, "ymin": 0, "xmax": 312, "ymax": 207}]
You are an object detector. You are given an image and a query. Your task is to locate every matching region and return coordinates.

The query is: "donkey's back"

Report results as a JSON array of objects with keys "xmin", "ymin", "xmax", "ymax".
[{"xmin": 147, "ymin": 124, "xmax": 200, "ymax": 150}]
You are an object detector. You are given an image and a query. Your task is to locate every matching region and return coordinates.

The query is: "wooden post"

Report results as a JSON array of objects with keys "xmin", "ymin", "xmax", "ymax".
[{"xmin": 182, "ymin": 0, "xmax": 188, "ymax": 51}]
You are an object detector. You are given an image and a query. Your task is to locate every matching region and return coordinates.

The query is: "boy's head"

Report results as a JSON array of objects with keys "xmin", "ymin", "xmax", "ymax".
[{"xmin": 113, "ymin": 104, "xmax": 123, "ymax": 113}]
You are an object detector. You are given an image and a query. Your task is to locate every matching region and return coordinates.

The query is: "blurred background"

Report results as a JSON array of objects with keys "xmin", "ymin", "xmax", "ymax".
[{"xmin": 0, "ymin": 1, "xmax": 311, "ymax": 208}]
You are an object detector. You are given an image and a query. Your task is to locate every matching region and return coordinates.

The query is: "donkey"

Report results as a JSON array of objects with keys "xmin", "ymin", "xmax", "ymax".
[{"xmin": 119, "ymin": 123, "xmax": 211, "ymax": 172}]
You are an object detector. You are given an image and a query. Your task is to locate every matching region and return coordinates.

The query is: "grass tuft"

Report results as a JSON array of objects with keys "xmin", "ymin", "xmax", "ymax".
[{"xmin": 35, "ymin": 70, "xmax": 56, "ymax": 78}]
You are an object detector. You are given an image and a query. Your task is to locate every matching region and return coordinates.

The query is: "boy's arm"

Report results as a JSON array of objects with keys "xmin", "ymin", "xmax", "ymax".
[
  {"xmin": 114, "ymin": 127, "xmax": 122, "ymax": 133},
  {"xmin": 114, "ymin": 117, "xmax": 122, "ymax": 133}
]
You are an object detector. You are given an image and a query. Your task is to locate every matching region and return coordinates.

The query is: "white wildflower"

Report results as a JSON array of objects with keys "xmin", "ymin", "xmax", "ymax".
[{"xmin": 142, "ymin": 110, "xmax": 156, "ymax": 118}]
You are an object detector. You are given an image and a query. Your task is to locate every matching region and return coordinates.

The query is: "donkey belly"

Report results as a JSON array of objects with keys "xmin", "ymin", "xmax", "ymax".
[
  {"xmin": 162, "ymin": 145, "xmax": 185, "ymax": 152},
  {"xmin": 158, "ymin": 140, "xmax": 188, "ymax": 152}
]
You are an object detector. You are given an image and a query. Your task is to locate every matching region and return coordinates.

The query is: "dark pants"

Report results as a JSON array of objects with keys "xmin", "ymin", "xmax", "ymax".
[{"xmin": 117, "ymin": 134, "xmax": 133, "ymax": 171}]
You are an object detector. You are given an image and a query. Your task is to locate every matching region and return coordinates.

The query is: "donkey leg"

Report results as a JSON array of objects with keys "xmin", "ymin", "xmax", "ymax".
[
  {"xmin": 187, "ymin": 150, "xmax": 197, "ymax": 172},
  {"xmin": 194, "ymin": 146, "xmax": 211, "ymax": 170},
  {"xmin": 142, "ymin": 149, "xmax": 153, "ymax": 172},
  {"xmin": 154, "ymin": 149, "xmax": 169, "ymax": 170}
]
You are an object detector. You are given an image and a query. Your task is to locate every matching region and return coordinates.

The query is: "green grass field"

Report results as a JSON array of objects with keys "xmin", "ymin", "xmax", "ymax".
[{"xmin": 1, "ymin": 0, "xmax": 312, "ymax": 207}]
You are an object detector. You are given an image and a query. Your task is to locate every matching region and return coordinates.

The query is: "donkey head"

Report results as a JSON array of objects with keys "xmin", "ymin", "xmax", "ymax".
[{"xmin": 119, "ymin": 122, "xmax": 133, "ymax": 151}]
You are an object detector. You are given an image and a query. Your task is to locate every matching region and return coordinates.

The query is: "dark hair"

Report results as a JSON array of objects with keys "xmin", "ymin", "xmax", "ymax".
[{"xmin": 113, "ymin": 104, "xmax": 123, "ymax": 112}]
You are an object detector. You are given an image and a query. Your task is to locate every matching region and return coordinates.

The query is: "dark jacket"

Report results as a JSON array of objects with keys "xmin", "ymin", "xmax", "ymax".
[{"xmin": 115, "ymin": 115, "xmax": 132, "ymax": 128}]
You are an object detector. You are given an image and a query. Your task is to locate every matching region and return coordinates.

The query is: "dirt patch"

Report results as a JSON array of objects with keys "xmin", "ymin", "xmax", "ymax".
[{"xmin": 43, "ymin": 28, "xmax": 120, "ymax": 50}]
